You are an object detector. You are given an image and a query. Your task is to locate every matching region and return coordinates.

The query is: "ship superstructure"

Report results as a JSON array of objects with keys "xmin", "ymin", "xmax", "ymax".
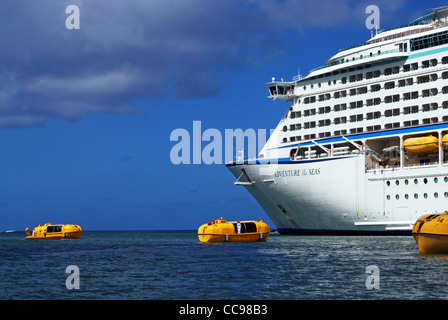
[{"xmin": 227, "ymin": 7, "xmax": 448, "ymax": 234}]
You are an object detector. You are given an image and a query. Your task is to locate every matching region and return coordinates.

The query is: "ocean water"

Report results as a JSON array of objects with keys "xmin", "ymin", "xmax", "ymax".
[{"xmin": 1, "ymin": 230, "xmax": 448, "ymax": 300}]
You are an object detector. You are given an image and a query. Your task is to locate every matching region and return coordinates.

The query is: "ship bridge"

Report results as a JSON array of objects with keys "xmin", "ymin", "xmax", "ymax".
[{"xmin": 267, "ymin": 77, "xmax": 297, "ymax": 101}]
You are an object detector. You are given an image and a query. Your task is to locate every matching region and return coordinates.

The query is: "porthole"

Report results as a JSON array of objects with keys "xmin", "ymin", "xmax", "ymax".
[
  {"xmin": 414, "ymin": 193, "xmax": 419, "ymax": 199},
  {"xmin": 386, "ymin": 181, "xmax": 391, "ymax": 186},
  {"xmin": 405, "ymin": 179, "xmax": 409, "ymax": 185},
  {"xmin": 434, "ymin": 177, "xmax": 438, "ymax": 183},
  {"xmin": 424, "ymin": 193, "xmax": 428, "ymax": 199},
  {"xmin": 424, "ymin": 178, "xmax": 428, "ymax": 184},
  {"xmin": 395, "ymin": 180, "xmax": 399, "ymax": 186},
  {"xmin": 405, "ymin": 194, "xmax": 409, "ymax": 199},
  {"xmin": 434, "ymin": 192, "xmax": 439, "ymax": 198},
  {"xmin": 386, "ymin": 195, "xmax": 391, "ymax": 200},
  {"xmin": 414, "ymin": 179, "xmax": 418, "ymax": 185},
  {"xmin": 445, "ymin": 192, "xmax": 448, "ymax": 198},
  {"xmin": 395, "ymin": 194, "xmax": 400, "ymax": 200},
  {"xmin": 445, "ymin": 177, "xmax": 448, "ymax": 183}
]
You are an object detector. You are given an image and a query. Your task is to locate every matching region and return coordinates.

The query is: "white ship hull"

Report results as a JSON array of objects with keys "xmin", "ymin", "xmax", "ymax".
[
  {"xmin": 227, "ymin": 8, "xmax": 448, "ymax": 234},
  {"xmin": 228, "ymin": 149, "xmax": 448, "ymax": 234}
]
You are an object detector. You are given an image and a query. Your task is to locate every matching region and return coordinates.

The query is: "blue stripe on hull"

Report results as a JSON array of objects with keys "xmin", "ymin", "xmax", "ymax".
[
  {"xmin": 273, "ymin": 122, "xmax": 448, "ymax": 151},
  {"xmin": 225, "ymin": 155, "xmax": 350, "ymax": 167},
  {"xmin": 226, "ymin": 122, "xmax": 448, "ymax": 167}
]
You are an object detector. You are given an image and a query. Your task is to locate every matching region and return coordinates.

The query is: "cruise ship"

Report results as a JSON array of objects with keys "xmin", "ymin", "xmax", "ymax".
[{"xmin": 226, "ymin": 7, "xmax": 448, "ymax": 235}]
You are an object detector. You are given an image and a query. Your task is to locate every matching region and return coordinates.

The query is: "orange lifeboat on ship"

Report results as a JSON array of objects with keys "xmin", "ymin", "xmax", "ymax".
[
  {"xmin": 403, "ymin": 135, "xmax": 439, "ymax": 154},
  {"xmin": 442, "ymin": 134, "xmax": 448, "ymax": 150}
]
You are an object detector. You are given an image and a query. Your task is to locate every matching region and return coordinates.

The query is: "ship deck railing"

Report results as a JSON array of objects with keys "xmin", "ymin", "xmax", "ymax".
[{"xmin": 309, "ymin": 49, "xmax": 407, "ymax": 75}]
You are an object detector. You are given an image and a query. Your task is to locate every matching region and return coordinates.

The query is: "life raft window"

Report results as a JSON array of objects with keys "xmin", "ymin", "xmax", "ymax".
[
  {"xmin": 47, "ymin": 226, "xmax": 62, "ymax": 233},
  {"xmin": 232, "ymin": 222, "xmax": 257, "ymax": 233}
]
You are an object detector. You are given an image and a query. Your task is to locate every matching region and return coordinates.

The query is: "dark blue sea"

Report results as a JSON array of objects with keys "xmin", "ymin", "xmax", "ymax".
[{"xmin": 2, "ymin": 230, "xmax": 448, "ymax": 301}]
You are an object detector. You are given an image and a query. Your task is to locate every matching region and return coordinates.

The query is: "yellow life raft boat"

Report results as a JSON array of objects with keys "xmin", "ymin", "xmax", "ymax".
[
  {"xmin": 403, "ymin": 135, "xmax": 439, "ymax": 154},
  {"xmin": 442, "ymin": 134, "xmax": 448, "ymax": 150},
  {"xmin": 412, "ymin": 213, "xmax": 448, "ymax": 254},
  {"xmin": 198, "ymin": 218, "xmax": 270, "ymax": 243},
  {"xmin": 25, "ymin": 223, "xmax": 82, "ymax": 240}
]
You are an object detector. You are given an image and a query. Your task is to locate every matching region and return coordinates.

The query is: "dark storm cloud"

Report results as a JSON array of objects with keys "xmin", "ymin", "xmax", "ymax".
[{"xmin": 0, "ymin": 0, "xmax": 404, "ymax": 127}]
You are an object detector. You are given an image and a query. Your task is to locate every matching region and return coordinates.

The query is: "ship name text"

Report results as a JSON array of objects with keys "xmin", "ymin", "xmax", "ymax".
[{"xmin": 274, "ymin": 168, "xmax": 321, "ymax": 178}]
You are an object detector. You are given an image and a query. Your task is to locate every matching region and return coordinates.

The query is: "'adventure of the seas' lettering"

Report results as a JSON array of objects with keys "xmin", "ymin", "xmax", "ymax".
[{"xmin": 274, "ymin": 168, "xmax": 321, "ymax": 178}]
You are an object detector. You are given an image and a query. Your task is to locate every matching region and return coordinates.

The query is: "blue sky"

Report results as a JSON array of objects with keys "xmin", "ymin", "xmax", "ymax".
[{"xmin": 0, "ymin": 0, "xmax": 444, "ymax": 231}]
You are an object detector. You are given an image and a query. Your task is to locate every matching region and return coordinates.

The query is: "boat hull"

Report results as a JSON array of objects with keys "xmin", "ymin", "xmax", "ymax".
[
  {"xmin": 198, "ymin": 232, "xmax": 269, "ymax": 243},
  {"xmin": 227, "ymin": 152, "xmax": 448, "ymax": 235},
  {"xmin": 413, "ymin": 233, "xmax": 448, "ymax": 254},
  {"xmin": 412, "ymin": 214, "xmax": 448, "ymax": 253},
  {"xmin": 26, "ymin": 231, "xmax": 82, "ymax": 240}
]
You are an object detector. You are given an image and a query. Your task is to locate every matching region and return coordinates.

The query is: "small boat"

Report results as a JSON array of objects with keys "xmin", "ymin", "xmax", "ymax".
[
  {"xmin": 403, "ymin": 135, "xmax": 439, "ymax": 154},
  {"xmin": 25, "ymin": 223, "xmax": 82, "ymax": 240},
  {"xmin": 412, "ymin": 213, "xmax": 448, "ymax": 254},
  {"xmin": 198, "ymin": 218, "xmax": 270, "ymax": 243}
]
